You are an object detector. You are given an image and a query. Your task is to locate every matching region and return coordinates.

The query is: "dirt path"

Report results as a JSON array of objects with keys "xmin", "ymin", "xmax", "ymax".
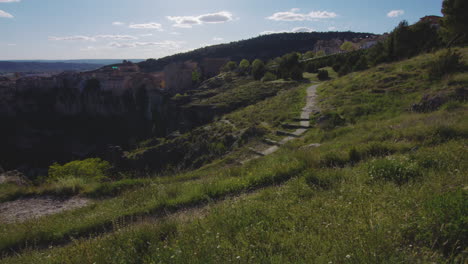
[{"xmin": 0, "ymin": 196, "xmax": 91, "ymax": 224}]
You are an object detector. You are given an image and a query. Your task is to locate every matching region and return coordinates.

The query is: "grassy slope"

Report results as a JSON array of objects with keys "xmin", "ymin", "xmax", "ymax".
[
  {"xmin": 2, "ymin": 48, "xmax": 468, "ymax": 263},
  {"xmin": 0, "ymin": 79, "xmax": 308, "ymax": 256}
]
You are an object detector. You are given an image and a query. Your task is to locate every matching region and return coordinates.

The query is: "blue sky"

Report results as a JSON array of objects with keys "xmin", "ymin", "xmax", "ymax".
[{"xmin": 0, "ymin": 0, "xmax": 444, "ymax": 60}]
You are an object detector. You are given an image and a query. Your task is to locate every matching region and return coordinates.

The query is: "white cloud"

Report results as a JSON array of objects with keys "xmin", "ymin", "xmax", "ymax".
[
  {"xmin": 387, "ymin": 10, "xmax": 404, "ymax": 18},
  {"xmin": 112, "ymin": 21, "xmax": 125, "ymax": 26},
  {"xmin": 260, "ymin": 27, "xmax": 315, "ymax": 35},
  {"xmin": 95, "ymin": 35, "xmax": 137, "ymax": 40},
  {"xmin": 0, "ymin": 9, "xmax": 13, "ymax": 18},
  {"xmin": 129, "ymin": 22, "xmax": 163, "ymax": 30},
  {"xmin": 49, "ymin": 34, "xmax": 138, "ymax": 41},
  {"xmin": 0, "ymin": 0, "xmax": 20, "ymax": 2},
  {"xmin": 6, "ymin": 43, "xmax": 16, "ymax": 46},
  {"xmin": 267, "ymin": 8, "xmax": 337, "ymax": 21},
  {"xmin": 140, "ymin": 33, "xmax": 153, "ymax": 37},
  {"xmin": 328, "ymin": 26, "xmax": 337, "ymax": 31},
  {"xmin": 170, "ymin": 32, "xmax": 180, "ymax": 35},
  {"xmin": 108, "ymin": 40, "xmax": 184, "ymax": 49},
  {"xmin": 291, "ymin": 27, "xmax": 314, "ymax": 33},
  {"xmin": 167, "ymin": 11, "xmax": 233, "ymax": 28},
  {"xmin": 49, "ymin": 35, "xmax": 96, "ymax": 41},
  {"xmin": 213, "ymin": 37, "xmax": 223, "ymax": 41}
]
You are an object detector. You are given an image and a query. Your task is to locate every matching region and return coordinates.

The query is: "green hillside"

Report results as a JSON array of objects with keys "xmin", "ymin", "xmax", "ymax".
[{"xmin": 1, "ymin": 46, "xmax": 466, "ymax": 263}]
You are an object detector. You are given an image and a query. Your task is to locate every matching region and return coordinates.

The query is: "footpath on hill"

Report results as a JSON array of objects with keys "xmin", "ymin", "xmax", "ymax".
[{"xmin": 245, "ymin": 83, "xmax": 320, "ymax": 161}]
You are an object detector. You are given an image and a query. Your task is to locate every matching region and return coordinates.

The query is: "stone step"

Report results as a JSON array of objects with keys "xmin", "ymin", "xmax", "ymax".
[
  {"xmin": 248, "ymin": 147, "xmax": 265, "ymax": 157},
  {"xmin": 293, "ymin": 118, "xmax": 310, "ymax": 122},
  {"xmin": 262, "ymin": 138, "xmax": 280, "ymax": 146},
  {"xmin": 281, "ymin": 123, "xmax": 311, "ymax": 129},
  {"xmin": 276, "ymin": 130, "xmax": 300, "ymax": 137}
]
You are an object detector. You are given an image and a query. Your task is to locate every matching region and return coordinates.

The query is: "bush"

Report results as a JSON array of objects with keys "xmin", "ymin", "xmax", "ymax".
[
  {"xmin": 48, "ymin": 158, "xmax": 111, "ymax": 182},
  {"xmin": 251, "ymin": 59, "xmax": 266, "ymax": 80},
  {"xmin": 221, "ymin": 61, "xmax": 237, "ymax": 72},
  {"xmin": 428, "ymin": 50, "xmax": 462, "ymax": 79},
  {"xmin": 320, "ymin": 152, "xmax": 347, "ymax": 168},
  {"xmin": 317, "ymin": 69, "xmax": 329, "ymax": 80},
  {"xmin": 261, "ymin": 72, "xmax": 277, "ymax": 82},
  {"xmin": 317, "ymin": 111, "xmax": 345, "ymax": 129},
  {"xmin": 348, "ymin": 148, "xmax": 361, "ymax": 165},
  {"xmin": 368, "ymin": 156, "xmax": 421, "ymax": 185},
  {"xmin": 304, "ymin": 170, "xmax": 342, "ymax": 189}
]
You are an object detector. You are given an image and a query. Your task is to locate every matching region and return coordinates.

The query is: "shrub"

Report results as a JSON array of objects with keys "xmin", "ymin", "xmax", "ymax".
[
  {"xmin": 428, "ymin": 50, "xmax": 462, "ymax": 79},
  {"xmin": 430, "ymin": 125, "xmax": 462, "ymax": 144},
  {"xmin": 221, "ymin": 61, "xmax": 237, "ymax": 72},
  {"xmin": 47, "ymin": 177, "xmax": 87, "ymax": 196},
  {"xmin": 368, "ymin": 156, "xmax": 421, "ymax": 185},
  {"xmin": 317, "ymin": 69, "xmax": 329, "ymax": 80},
  {"xmin": 304, "ymin": 170, "xmax": 342, "ymax": 190},
  {"xmin": 320, "ymin": 152, "xmax": 347, "ymax": 168},
  {"xmin": 441, "ymin": 101, "xmax": 463, "ymax": 112},
  {"xmin": 348, "ymin": 147, "xmax": 361, "ymax": 165},
  {"xmin": 364, "ymin": 142, "xmax": 394, "ymax": 158},
  {"xmin": 317, "ymin": 111, "xmax": 345, "ymax": 129},
  {"xmin": 251, "ymin": 59, "xmax": 266, "ymax": 80},
  {"xmin": 48, "ymin": 158, "xmax": 111, "ymax": 182},
  {"xmin": 261, "ymin": 72, "xmax": 277, "ymax": 82}
]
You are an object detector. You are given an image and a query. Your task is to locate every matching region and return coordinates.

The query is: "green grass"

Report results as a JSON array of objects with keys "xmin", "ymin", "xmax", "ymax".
[
  {"xmin": 1, "ymin": 48, "xmax": 467, "ymax": 263},
  {"xmin": 0, "ymin": 79, "xmax": 311, "ymax": 255}
]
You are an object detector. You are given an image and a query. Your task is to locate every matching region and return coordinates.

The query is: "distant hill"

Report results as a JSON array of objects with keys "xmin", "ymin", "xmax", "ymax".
[
  {"xmin": 0, "ymin": 61, "xmax": 104, "ymax": 73},
  {"xmin": 0, "ymin": 59, "xmax": 145, "ymax": 73},
  {"xmin": 139, "ymin": 32, "xmax": 376, "ymax": 72}
]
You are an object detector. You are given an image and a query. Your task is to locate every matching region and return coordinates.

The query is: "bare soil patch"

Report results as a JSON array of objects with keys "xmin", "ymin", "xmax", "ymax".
[{"xmin": 0, "ymin": 196, "xmax": 90, "ymax": 223}]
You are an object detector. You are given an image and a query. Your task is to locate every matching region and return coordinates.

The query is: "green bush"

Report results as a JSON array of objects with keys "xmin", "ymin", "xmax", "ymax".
[
  {"xmin": 317, "ymin": 111, "xmax": 345, "ymax": 129},
  {"xmin": 348, "ymin": 147, "xmax": 361, "ymax": 165},
  {"xmin": 428, "ymin": 50, "xmax": 462, "ymax": 79},
  {"xmin": 261, "ymin": 72, "xmax": 277, "ymax": 82},
  {"xmin": 48, "ymin": 158, "xmax": 111, "ymax": 182},
  {"xmin": 304, "ymin": 170, "xmax": 342, "ymax": 189},
  {"xmin": 317, "ymin": 69, "xmax": 329, "ymax": 80},
  {"xmin": 441, "ymin": 101, "xmax": 463, "ymax": 112},
  {"xmin": 320, "ymin": 152, "xmax": 347, "ymax": 168},
  {"xmin": 368, "ymin": 156, "xmax": 421, "ymax": 185},
  {"xmin": 364, "ymin": 142, "xmax": 394, "ymax": 158}
]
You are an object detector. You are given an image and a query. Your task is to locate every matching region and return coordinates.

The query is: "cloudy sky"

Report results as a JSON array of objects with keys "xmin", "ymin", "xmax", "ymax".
[{"xmin": 0, "ymin": 0, "xmax": 443, "ymax": 60}]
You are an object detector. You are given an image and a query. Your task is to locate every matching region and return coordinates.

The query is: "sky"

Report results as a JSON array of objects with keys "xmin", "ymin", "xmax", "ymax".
[{"xmin": 0, "ymin": 0, "xmax": 444, "ymax": 60}]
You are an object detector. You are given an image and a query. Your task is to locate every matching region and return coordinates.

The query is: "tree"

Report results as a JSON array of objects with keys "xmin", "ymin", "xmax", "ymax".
[
  {"xmin": 239, "ymin": 59, "xmax": 250, "ymax": 75},
  {"xmin": 441, "ymin": 0, "xmax": 468, "ymax": 44},
  {"xmin": 303, "ymin": 51, "xmax": 315, "ymax": 59},
  {"xmin": 192, "ymin": 69, "xmax": 201, "ymax": 84},
  {"xmin": 291, "ymin": 66, "xmax": 303, "ymax": 81},
  {"xmin": 251, "ymin": 59, "xmax": 266, "ymax": 80},
  {"xmin": 261, "ymin": 72, "xmax": 277, "ymax": 82},
  {"xmin": 278, "ymin": 52, "xmax": 301, "ymax": 79},
  {"xmin": 317, "ymin": 69, "xmax": 329, "ymax": 80},
  {"xmin": 340, "ymin": 41, "xmax": 356, "ymax": 52},
  {"xmin": 221, "ymin": 61, "xmax": 237, "ymax": 72},
  {"xmin": 316, "ymin": 50, "xmax": 326, "ymax": 57}
]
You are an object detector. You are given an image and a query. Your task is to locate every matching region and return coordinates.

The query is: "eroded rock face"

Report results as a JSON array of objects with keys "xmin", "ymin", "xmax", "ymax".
[{"xmin": 0, "ymin": 67, "xmax": 173, "ymax": 172}]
